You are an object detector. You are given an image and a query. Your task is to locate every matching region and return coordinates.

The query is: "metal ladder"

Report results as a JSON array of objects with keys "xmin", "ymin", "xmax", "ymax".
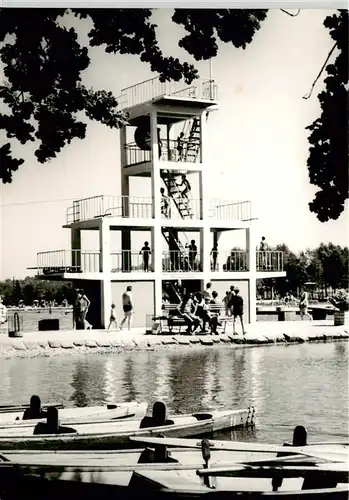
[
  {"xmin": 162, "ymin": 170, "xmax": 193, "ymax": 219},
  {"xmin": 184, "ymin": 117, "xmax": 201, "ymax": 162},
  {"xmin": 161, "ymin": 169, "xmax": 193, "ymax": 271}
]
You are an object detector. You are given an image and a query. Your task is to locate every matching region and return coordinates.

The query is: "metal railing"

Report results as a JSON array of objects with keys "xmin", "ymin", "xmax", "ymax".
[
  {"xmin": 125, "ymin": 143, "xmax": 151, "ymax": 166},
  {"xmin": 215, "ymin": 251, "xmax": 249, "ymax": 272},
  {"xmin": 125, "ymin": 139, "xmax": 200, "ymax": 167},
  {"xmin": 118, "ymin": 77, "xmax": 218, "ymax": 110},
  {"xmin": 162, "ymin": 250, "xmax": 202, "ymax": 272},
  {"xmin": 105, "ymin": 197, "xmax": 153, "ymax": 219},
  {"xmin": 209, "ymin": 200, "xmax": 252, "ymax": 221},
  {"xmin": 160, "ymin": 139, "xmax": 200, "ymax": 164},
  {"xmin": 256, "ymin": 251, "xmax": 284, "ymax": 272},
  {"xmin": 65, "ymin": 195, "xmax": 252, "ymax": 223},
  {"xmin": 66, "ymin": 195, "xmax": 153, "ymax": 223},
  {"xmin": 37, "ymin": 250, "xmax": 101, "ymax": 274},
  {"xmin": 111, "ymin": 251, "xmax": 153, "ymax": 272}
]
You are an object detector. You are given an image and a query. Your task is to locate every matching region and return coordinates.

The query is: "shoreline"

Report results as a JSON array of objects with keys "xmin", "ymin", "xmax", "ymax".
[{"xmin": 0, "ymin": 320, "xmax": 348, "ymax": 360}]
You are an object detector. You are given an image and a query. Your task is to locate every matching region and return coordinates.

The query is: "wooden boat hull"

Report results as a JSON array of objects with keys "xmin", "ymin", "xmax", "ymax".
[
  {"xmin": 0, "ymin": 401, "xmax": 148, "ymax": 427},
  {"xmin": 0, "ymin": 407, "xmax": 255, "ymax": 451},
  {"xmin": 0, "ymin": 462, "xmax": 347, "ymax": 500}
]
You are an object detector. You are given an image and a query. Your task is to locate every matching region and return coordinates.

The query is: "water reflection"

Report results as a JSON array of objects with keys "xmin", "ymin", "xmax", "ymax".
[{"xmin": 1, "ymin": 342, "xmax": 348, "ymax": 443}]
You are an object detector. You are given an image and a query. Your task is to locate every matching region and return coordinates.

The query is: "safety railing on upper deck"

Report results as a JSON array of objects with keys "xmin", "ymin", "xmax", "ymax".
[
  {"xmin": 162, "ymin": 251, "xmax": 202, "ymax": 272},
  {"xmin": 125, "ymin": 138, "xmax": 201, "ymax": 168},
  {"xmin": 111, "ymin": 251, "xmax": 153, "ymax": 273},
  {"xmin": 211, "ymin": 251, "xmax": 249, "ymax": 272},
  {"xmin": 118, "ymin": 77, "xmax": 218, "ymax": 110},
  {"xmin": 256, "ymin": 251, "xmax": 284, "ymax": 272},
  {"xmin": 125, "ymin": 143, "xmax": 151, "ymax": 166},
  {"xmin": 209, "ymin": 200, "xmax": 252, "ymax": 222},
  {"xmin": 66, "ymin": 195, "xmax": 153, "ymax": 223},
  {"xmin": 37, "ymin": 250, "xmax": 101, "ymax": 274}
]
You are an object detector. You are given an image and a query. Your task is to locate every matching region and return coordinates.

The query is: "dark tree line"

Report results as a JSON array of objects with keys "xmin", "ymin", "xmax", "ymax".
[
  {"xmin": 0, "ymin": 277, "xmax": 74, "ymax": 306},
  {"xmin": 1, "ymin": 9, "xmax": 347, "ymax": 221},
  {"xmin": 257, "ymin": 242, "xmax": 349, "ymax": 298}
]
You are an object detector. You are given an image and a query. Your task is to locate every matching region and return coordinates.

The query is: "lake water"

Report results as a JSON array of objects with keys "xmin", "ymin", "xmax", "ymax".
[{"xmin": 1, "ymin": 341, "xmax": 348, "ymax": 444}]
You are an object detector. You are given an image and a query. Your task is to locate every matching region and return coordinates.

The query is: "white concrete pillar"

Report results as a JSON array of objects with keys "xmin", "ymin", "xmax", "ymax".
[
  {"xmin": 246, "ymin": 226, "xmax": 257, "ymax": 324},
  {"xmin": 199, "ymin": 112, "xmax": 211, "ymax": 276},
  {"xmin": 99, "ymin": 218, "xmax": 112, "ymax": 328},
  {"xmin": 154, "ymin": 277, "xmax": 163, "ymax": 318},
  {"xmin": 100, "ymin": 279, "xmax": 112, "ymax": 329},
  {"xmin": 120, "ymin": 126, "xmax": 130, "ymax": 217},
  {"xmin": 200, "ymin": 227, "xmax": 212, "ymax": 275},
  {"xmin": 150, "ymin": 109, "xmax": 163, "ymax": 275},
  {"xmin": 71, "ymin": 227, "xmax": 81, "ymax": 269}
]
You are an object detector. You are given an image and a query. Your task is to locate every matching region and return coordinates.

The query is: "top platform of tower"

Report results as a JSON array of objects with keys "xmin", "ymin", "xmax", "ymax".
[{"xmin": 117, "ymin": 76, "xmax": 218, "ymax": 126}]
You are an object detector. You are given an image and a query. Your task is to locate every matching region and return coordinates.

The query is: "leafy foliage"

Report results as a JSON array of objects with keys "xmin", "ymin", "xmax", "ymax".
[
  {"xmin": 257, "ymin": 242, "xmax": 349, "ymax": 297},
  {"xmin": 171, "ymin": 9, "xmax": 268, "ymax": 59},
  {"xmin": 0, "ymin": 143, "xmax": 24, "ymax": 183},
  {"xmin": 1, "ymin": 8, "xmax": 347, "ymax": 223},
  {"xmin": 306, "ymin": 10, "xmax": 349, "ymax": 221},
  {"xmin": 0, "ymin": 8, "xmax": 267, "ymax": 183},
  {"xmin": 0, "ymin": 276, "xmax": 74, "ymax": 306}
]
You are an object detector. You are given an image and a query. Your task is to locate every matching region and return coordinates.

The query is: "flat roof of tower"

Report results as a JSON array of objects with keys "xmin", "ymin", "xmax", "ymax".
[{"xmin": 118, "ymin": 76, "xmax": 218, "ymax": 114}]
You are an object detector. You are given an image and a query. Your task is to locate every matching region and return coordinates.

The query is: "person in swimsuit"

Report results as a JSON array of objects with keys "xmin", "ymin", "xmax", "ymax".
[
  {"xmin": 78, "ymin": 289, "xmax": 92, "ymax": 330},
  {"xmin": 176, "ymin": 132, "xmax": 185, "ymax": 161},
  {"xmin": 120, "ymin": 285, "xmax": 134, "ymax": 331},
  {"xmin": 107, "ymin": 303, "xmax": 119, "ymax": 331},
  {"xmin": 139, "ymin": 241, "xmax": 151, "ymax": 272},
  {"xmin": 178, "ymin": 174, "xmax": 191, "ymax": 198},
  {"xmin": 231, "ymin": 288, "xmax": 246, "ymax": 335},
  {"xmin": 160, "ymin": 187, "xmax": 170, "ymax": 218}
]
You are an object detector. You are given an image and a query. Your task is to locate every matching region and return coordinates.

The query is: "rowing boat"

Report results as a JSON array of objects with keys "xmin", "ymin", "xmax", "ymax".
[
  {"xmin": 0, "ymin": 401, "xmax": 148, "ymax": 428},
  {"xmin": 0, "ymin": 407, "xmax": 255, "ymax": 450},
  {"xmin": 0, "ymin": 450, "xmax": 347, "ymax": 499}
]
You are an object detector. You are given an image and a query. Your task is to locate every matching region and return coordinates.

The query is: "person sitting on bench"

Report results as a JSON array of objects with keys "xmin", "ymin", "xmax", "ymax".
[
  {"xmin": 139, "ymin": 401, "xmax": 175, "ymax": 429},
  {"xmin": 22, "ymin": 395, "xmax": 47, "ymax": 420},
  {"xmin": 178, "ymin": 293, "xmax": 201, "ymax": 334},
  {"xmin": 33, "ymin": 406, "xmax": 77, "ymax": 435},
  {"xmin": 195, "ymin": 292, "xmax": 211, "ymax": 333}
]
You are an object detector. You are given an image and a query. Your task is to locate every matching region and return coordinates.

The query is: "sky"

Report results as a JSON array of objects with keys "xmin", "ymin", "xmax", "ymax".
[{"xmin": 0, "ymin": 8, "xmax": 348, "ymax": 280}]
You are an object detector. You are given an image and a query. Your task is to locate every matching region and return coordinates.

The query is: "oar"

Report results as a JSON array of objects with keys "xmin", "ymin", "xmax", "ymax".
[
  {"xmin": 0, "ymin": 403, "xmax": 64, "ymax": 413},
  {"xmin": 196, "ymin": 464, "xmax": 349, "ymax": 481},
  {"xmin": 129, "ymin": 437, "xmax": 348, "ymax": 462}
]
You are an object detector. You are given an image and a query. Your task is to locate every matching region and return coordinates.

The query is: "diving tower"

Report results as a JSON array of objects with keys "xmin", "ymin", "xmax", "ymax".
[{"xmin": 33, "ymin": 76, "xmax": 285, "ymax": 328}]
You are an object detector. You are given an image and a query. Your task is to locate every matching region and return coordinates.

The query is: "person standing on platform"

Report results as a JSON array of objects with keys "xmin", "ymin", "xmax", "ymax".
[
  {"xmin": 140, "ymin": 241, "xmax": 151, "ymax": 272},
  {"xmin": 231, "ymin": 288, "xmax": 246, "ymax": 335},
  {"xmin": 259, "ymin": 236, "xmax": 269, "ymax": 270},
  {"xmin": 120, "ymin": 285, "xmax": 134, "ymax": 331},
  {"xmin": 157, "ymin": 127, "xmax": 162, "ymax": 159},
  {"xmin": 176, "ymin": 132, "xmax": 185, "ymax": 161},
  {"xmin": 186, "ymin": 240, "xmax": 197, "ymax": 270},
  {"xmin": 210, "ymin": 244, "xmax": 219, "ymax": 270}
]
